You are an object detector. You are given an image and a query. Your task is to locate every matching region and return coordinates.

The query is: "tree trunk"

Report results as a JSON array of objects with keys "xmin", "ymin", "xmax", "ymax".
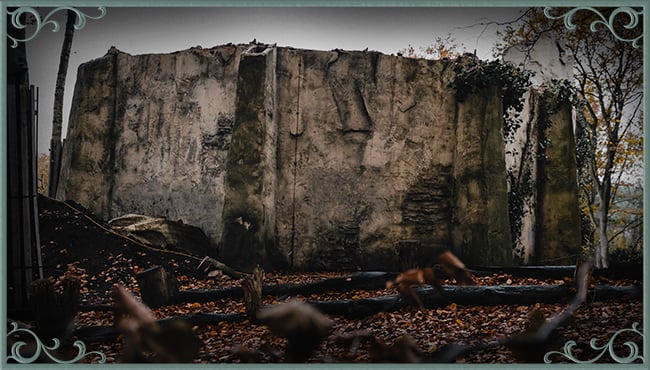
[
  {"xmin": 49, "ymin": 10, "xmax": 75, "ymax": 197},
  {"xmin": 594, "ymin": 207, "xmax": 610, "ymax": 269}
]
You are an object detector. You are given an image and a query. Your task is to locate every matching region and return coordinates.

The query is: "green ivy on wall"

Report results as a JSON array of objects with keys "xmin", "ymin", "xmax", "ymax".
[
  {"xmin": 451, "ymin": 58, "xmax": 534, "ymax": 144},
  {"xmin": 451, "ymin": 58, "xmax": 535, "ymax": 263}
]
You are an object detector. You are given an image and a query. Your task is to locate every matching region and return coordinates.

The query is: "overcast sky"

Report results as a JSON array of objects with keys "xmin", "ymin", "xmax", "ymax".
[{"xmin": 25, "ymin": 6, "xmax": 527, "ymax": 154}]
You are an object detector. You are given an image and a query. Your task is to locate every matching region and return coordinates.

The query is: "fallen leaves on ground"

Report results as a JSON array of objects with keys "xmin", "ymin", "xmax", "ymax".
[{"xmin": 34, "ymin": 195, "xmax": 643, "ymax": 364}]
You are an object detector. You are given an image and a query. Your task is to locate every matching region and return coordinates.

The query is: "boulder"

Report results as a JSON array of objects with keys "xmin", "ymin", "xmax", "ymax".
[{"xmin": 108, "ymin": 214, "xmax": 213, "ymax": 258}]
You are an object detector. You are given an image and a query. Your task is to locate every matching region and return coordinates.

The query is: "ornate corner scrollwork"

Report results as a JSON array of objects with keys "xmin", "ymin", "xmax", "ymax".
[
  {"xmin": 544, "ymin": 322, "xmax": 644, "ymax": 364},
  {"xmin": 6, "ymin": 6, "xmax": 107, "ymax": 48},
  {"xmin": 7, "ymin": 322, "xmax": 106, "ymax": 364},
  {"xmin": 544, "ymin": 7, "xmax": 643, "ymax": 48}
]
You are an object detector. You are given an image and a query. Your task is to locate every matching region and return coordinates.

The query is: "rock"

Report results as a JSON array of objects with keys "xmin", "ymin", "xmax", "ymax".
[{"xmin": 108, "ymin": 214, "xmax": 213, "ymax": 257}]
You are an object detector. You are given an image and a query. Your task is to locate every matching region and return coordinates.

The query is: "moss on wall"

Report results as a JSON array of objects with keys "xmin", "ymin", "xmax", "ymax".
[
  {"xmin": 220, "ymin": 49, "xmax": 279, "ymax": 271},
  {"xmin": 535, "ymin": 95, "xmax": 582, "ymax": 264},
  {"xmin": 452, "ymin": 87, "xmax": 513, "ymax": 266}
]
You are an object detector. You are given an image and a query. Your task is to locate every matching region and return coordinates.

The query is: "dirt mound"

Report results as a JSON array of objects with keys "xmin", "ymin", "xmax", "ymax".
[{"xmin": 38, "ymin": 195, "xmax": 205, "ymax": 304}]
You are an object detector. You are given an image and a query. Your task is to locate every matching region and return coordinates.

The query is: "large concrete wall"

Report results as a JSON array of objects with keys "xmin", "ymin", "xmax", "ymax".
[{"xmin": 57, "ymin": 43, "xmax": 579, "ymax": 271}]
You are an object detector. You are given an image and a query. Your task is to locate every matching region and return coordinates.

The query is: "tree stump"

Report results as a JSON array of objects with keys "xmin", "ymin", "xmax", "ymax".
[
  {"xmin": 242, "ymin": 266, "xmax": 264, "ymax": 320},
  {"xmin": 30, "ymin": 275, "xmax": 80, "ymax": 341},
  {"xmin": 396, "ymin": 240, "xmax": 421, "ymax": 270},
  {"xmin": 135, "ymin": 266, "xmax": 177, "ymax": 308}
]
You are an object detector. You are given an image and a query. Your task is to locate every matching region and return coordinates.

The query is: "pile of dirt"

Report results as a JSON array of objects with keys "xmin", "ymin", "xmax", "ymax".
[{"xmin": 38, "ymin": 194, "xmax": 206, "ymax": 304}]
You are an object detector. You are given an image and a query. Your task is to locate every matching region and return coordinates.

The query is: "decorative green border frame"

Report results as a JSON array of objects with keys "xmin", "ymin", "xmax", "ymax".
[
  {"xmin": 1, "ymin": 0, "xmax": 647, "ymax": 369},
  {"xmin": 6, "ymin": 6, "xmax": 106, "ymax": 47}
]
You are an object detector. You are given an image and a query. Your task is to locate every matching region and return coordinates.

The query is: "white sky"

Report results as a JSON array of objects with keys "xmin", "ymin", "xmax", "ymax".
[{"xmin": 25, "ymin": 6, "xmax": 527, "ymax": 154}]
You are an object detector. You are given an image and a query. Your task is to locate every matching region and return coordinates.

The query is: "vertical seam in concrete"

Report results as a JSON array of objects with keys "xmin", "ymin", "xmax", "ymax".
[
  {"xmin": 450, "ymin": 80, "xmax": 461, "ymax": 256},
  {"xmin": 105, "ymin": 51, "xmax": 119, "ymax": 217},
  {"xmin": 267, "ymin": 46, "xmax": 280, "ymax": 267},
  {"xmin": 289, "ymin": 55, "xmax": 301, "ymax": 268},
  {"xmin": 269, "ymin": 47, "xmax": 279, "ymax": 262}
]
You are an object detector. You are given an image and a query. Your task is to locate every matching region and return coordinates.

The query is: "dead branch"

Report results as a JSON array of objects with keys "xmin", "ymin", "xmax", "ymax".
[
  {"xmin": 197, "ymin": 256, "xmax": 246, "ymax": 279},
  {"xmin": 429, "ymin": 259, "xmax": 596, "ymax": 363}
]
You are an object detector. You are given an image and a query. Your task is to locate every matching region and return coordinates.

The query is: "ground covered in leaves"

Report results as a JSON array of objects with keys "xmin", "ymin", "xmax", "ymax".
[{"xmin": 36, "ymin": 195, "xmax": 643, "ymax": 364}]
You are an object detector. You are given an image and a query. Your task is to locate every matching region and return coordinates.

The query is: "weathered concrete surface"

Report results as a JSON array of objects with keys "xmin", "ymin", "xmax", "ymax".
[
  {"xmin": 503, "ymin": 34, "xmax": 582, "ymax": 265},
  {"xmin": 272, "ymin": 49, "xmax": 460, "ymax": 271},
  {"xmin": 505, "ymin": 88, "xmax": 540, "ymax": 264},
  {"xmin": 57, "ymin": 43, "xmax": 580, "ymax": 270},
  {"xmin": 57, "ymin": 50, "xmax": 118, "ymax": 216},
  {"xmin": 219, "ymin": 46, "xmax": 280, "ymax": 270},
  {"xmin": 535, "ymin": 94, "xmax": 582, "ymax": 264},
  {"xmin": 452, "ymin": 87, "xmax": 513, "ymax": 266},
  {"xmin": 58, "ymin": 45, "xmax": 246, "ymax": 248}
]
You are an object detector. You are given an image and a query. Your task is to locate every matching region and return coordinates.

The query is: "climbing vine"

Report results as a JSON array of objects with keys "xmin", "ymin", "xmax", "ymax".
[
  {"xmin": 451, "ymin": 58, "xmax": 534, "ymax": 144},
  {"xmin": 508, "ymin": 164, "xmax": 535, "ymax": 263},
  {"xmin": 508, "ymin": 79, "xmax": 577, "ymax": 263},
  {"xmin": 452, "ymin": 58, "xmax": 535, "ymax": 263},
  {"xmin": 539, "ymin": 79, "xmax": 576, "ymax": 159}
]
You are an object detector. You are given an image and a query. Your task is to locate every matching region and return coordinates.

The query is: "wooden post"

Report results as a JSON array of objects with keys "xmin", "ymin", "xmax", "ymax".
[
  {"xmin": 242, "ymin": 266, "xmax": 264, "ymax": 320},
  {"xmin": 7, "ymin": 17, "xmax": 43, "ymax": 317},
  {"xmin": 395, "ymin": 240, "xmax": 421, "ymax": 270},
  {"xmin": 135, "ymin": 266, "xmax": 177, "ymax": 308}
]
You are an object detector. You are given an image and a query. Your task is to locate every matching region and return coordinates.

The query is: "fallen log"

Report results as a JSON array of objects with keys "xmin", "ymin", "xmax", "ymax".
[
  {"xmin": 75, "ymin": 312, "xmax": 246, "ymax": 343},
  {"xmin": 75, "ymin": 284, "xmax": 640, "ymax": 343},
  {"xmin": 173, "ymin": 266, "xmax": 641, "ymax": 306},
  {"xmin": 173, "ymin": 271, "xmax": 396, "ymax": 304},
  {"xmin": 308, "ymin": 284, "xmax": 642, "ymax": 318},
  {"xmin": 468, "ymin": 264, "xmax": 642, "ymax": 280},
  {"xmin": 428, "ymin": 258, "xmax": 596, "ymax": 363},
  {"xmin": 197, "ymin": 256, "xmax": 246, "ymax": 279},
  {"xmin": 265, "ymin": 271, "xmax": 396, "ymax": 295}
]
